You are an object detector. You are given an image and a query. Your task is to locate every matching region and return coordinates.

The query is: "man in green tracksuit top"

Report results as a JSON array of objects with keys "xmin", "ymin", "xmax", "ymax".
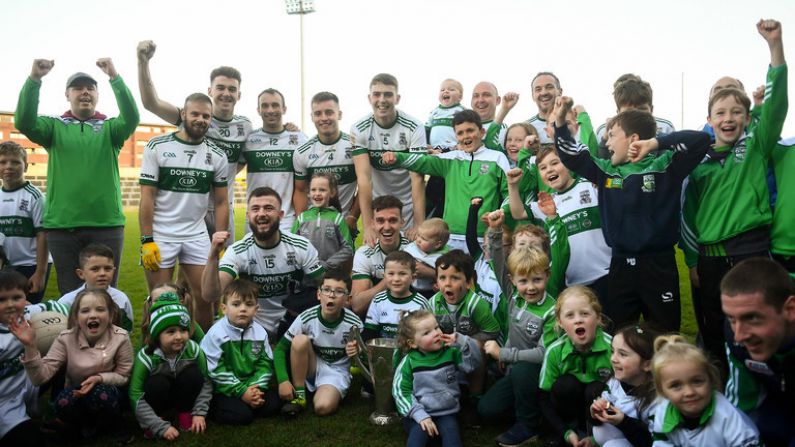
[
  {"xmin": 14, "ymin": 58, "xmax": 139, "ymax": 294},
  {"xmin": 681, "ymin": 19, "xmax": 787, "ymax": 371},
  {"xmin": 382, "ymin": 109, "xmax": 510, "ymax": 254}
]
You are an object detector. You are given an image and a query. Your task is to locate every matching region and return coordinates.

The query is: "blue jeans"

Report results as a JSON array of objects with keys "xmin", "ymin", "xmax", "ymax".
[{"xmin": 404, "ymin": 414, "xmax": 462, "ymax": 447}]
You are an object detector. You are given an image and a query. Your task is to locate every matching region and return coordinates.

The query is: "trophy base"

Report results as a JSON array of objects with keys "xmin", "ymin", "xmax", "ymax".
[{"xmin": 369, "ymin": 411, "xmax": 399, "ymax": 425}]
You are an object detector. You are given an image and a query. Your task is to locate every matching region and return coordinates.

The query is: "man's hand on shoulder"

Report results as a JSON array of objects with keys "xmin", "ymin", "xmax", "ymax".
[
  {"xmin": 96, "ymin": 58, "xmax": 118, "ymax": 80},
  {"xmin": 30, "ymin": 59, "xmax": 54, "ymax": 82}
]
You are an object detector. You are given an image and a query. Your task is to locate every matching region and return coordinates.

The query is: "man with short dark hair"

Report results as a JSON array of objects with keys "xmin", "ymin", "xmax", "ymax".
[
  {"xmin": 202, "ymin": 188, "xmax": 325, "ymax": 338},
  {"xmin": 139, "ymin": 93, "xmax": 229, "ymax": 330},
  {"xmin": 721, "ymin": 257, "xmax": 795, "ymax": 446},
  {"xmin": 14, "ymin": 57, "xmax": 139, "ymax": 294}
]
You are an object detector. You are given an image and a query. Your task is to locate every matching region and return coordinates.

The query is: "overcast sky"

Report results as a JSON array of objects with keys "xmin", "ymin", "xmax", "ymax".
[{"xmin": 3, "ymin": 0, "xmax": 793, "ymax": 137}]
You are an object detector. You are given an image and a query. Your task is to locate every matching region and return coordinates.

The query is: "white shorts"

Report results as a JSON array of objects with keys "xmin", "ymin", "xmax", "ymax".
[
  {"xmin": 158, "ymin": 239, "xmax": 211, "ymax": 268},
  {"xmin": 306, "ymin": 358, "xmax": 351, "ymax": 398}
]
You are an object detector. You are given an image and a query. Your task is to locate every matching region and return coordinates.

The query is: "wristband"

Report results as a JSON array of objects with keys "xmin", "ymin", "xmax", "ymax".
[{"xmin": 141, "ymin": 235, "xmax": 154, "ymax": 244}]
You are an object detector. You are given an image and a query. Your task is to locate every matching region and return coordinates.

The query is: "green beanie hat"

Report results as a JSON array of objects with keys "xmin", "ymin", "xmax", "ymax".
[{"xmin": 149, "ymin": 293, "xmax": 191, "ymax": 342}]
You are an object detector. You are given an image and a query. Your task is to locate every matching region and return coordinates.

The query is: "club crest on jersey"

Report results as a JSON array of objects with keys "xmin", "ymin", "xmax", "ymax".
[
  {"xmin": 526, "ymin": 321, "xmax": 539, "ymax": 336},
  {"xmin": 457, "ymin": 318, "xmax": 473, "ymax": 335},
  {"xmin": 18, "ymin": 199, "xmax": 29, "ymax": 213},
  {"xmin": 250, "ymin": 341, "xmax": 264, "ymax": 357},
  {"xmin": 642, "ymin": 174, "xmax": 656, "ymax": 193},
  {"xmin": 237, "ymin": 124, "xmax": 245, "ymax": 137},
  {"xmin": 478, "ymin": 164, "xmax": 489, "ymax": 175},
  {"xmin": 399, "ymin": 133, "xmax": 407, "ymax": 148},
  {"xmin": 289, "ymin": 135, "xmax": 299, "ymax": 145},
  {"xmin": 205, "ymin": 152, "xmax": 212, "ymax": 166},
  {"xmin": 734, "ymin": 140, "xmax": 747, "ymax": 162},
  {"xmin": 285, "ymin": 253, "xmax": 297, "ymax": 267},
  {"xmin": 597, "ymin": 368, "xmax": 612, "ymax": 381},
  {"xmin": 579, "ymin": 190, "xmax": 591, "ymax": 205}
]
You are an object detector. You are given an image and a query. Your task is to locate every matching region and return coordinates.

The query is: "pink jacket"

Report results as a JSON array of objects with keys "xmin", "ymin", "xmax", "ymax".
[{"xmin": 22, "ymin": 325, "xmax": 133, "ymax": 387}]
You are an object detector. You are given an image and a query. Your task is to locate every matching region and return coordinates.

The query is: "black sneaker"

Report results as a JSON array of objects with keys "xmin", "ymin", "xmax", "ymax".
[{"xmin": 496, "ymin": 422, "xmax": 538, "ymax": 447}]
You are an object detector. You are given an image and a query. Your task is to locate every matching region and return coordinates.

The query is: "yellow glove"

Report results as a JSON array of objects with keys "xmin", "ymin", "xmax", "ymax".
[{"xmin": 141, "ymin": 241, "xmax": 161, "ymax": 271}]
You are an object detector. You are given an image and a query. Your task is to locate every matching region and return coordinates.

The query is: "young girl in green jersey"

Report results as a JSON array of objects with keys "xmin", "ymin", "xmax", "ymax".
[
  {"xmin": 392, "ymin": 309, "xmax": 480, "ymax": 447},
  {"xmin": 649, "ymin": 336, "xmax": 760, "ymax": 447},
  {"xmin": 129, "ymin": 296, "xmax": 212, "ymax": 440},
  {"xmin": 292, "ymin": 172, "xmax": 354, "ymax": 273},
  {"xmin": 538, "ymin": 285, "xmax": 613, "ymax": 447},
  {"xmin": 590, "ymin": 323, "xmax": 660, "ymax": 447}
]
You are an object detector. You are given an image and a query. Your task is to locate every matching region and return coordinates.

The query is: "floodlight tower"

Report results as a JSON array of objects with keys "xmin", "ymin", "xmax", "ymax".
[{"xmin": 285, "ymin": 0, "xmax": 315, "ymax": 130}]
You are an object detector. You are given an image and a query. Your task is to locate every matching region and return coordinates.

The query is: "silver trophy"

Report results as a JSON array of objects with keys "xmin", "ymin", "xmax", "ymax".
[{"xmin": 347, "ymin": 326, "xmax": 399, "ymax": 425}]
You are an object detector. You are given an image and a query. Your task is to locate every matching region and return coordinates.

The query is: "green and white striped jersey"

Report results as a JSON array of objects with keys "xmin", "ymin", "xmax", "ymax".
[
  {"xmin": 206, "ymin": 115, "xmax": 252, "ymax": 215},
  {"xmin": 0, "ymin": 181, "xmax": 50, "ymax": 266},
  {"xmin": 293, "ymin": 133, "xmax": 357, "ymax": 213},
  {"xmin": 426, "ymin": 104, "xmax": 464, "ymax": 149},
  {"xmin": 243, "ymin": 128, "xmax": 308, "ymax": 228},
  {"xmin": 219, "ymin": 232, "xmax": 325, "ymax": 333},
  {"xmin": 284, "ymin": 305, "xmax": 362, "ymax": 366},
  {"xmin": 350, "ymin": 110, "xmax": 427, "ymax": 227},
  {"xmin": 351, "ymin": 236, "xmax": 410, "ymax": 285},
  {"xmin": 139, "ymin": 133, "xmax": 228, "ymax": 242},
  {"xmin": 364, "ymin": 290, "xmax": 430, "ymax": 338}
]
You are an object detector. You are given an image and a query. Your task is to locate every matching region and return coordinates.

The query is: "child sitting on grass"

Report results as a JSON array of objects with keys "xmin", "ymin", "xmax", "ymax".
[
  {"xmin": 393, "ymin": 309, "xmax": 481, "ymax": 447},
  {"xmin": 201, "ymin": 280, "xmax": 280, "ymax": 425},
  {"xmin": 275, "ymin": 270, "xmax": 363, "ymax": 417}
]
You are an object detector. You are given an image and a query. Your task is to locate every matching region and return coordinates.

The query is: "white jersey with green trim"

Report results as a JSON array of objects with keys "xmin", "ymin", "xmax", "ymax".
[
  {"xmin": 528, "ymin": 177, "xmax": 610, "ymax": 285},
  {"xmin": 426, "ymin": 104, "xmax": 464, "ymax": 149},
  {"xmin": 219, "ymin": 232, "xmax": 325, "ymax": 334},
  {"xmin": 243, "ymin": 128, "xmax": 308, "ymax": 228},
  {"xmin": 596, "ymin": 116, "xmax": 675, "ymax": 143},
  {"xmin": 350, "ymin": 110, "xmax": 427, "ymax": 226},
  {"xmin": 140, "ymin": 133, "xmax": 229, "ymax": 242},
  {"xmin": 284, "ymin": 305, "xmax": 362, "ymax": 366},
  {"xmin": 0, "ymin": 182, "xmax": 50, "ymax": 266},
  {"xmin": 351, "ymin": 235, "xmax": 410, "ymax": 285},
  {"xmin": 25, "ymin": 284, "xmax": 134, "ymax": 330},
  {"xmin": 364, "ymin": 291, "xmax": 430, "ymax": 338},
  {"xmin": 293, "ymin": 133, "xmax": 357, "ymax": 213},
  {"xmin": 205, "ymin": 115, "xmax": 252, "ymax": 209},
  {"xmin": 526, "ymin": 114, "xmax": 553, "ymax": 145}
]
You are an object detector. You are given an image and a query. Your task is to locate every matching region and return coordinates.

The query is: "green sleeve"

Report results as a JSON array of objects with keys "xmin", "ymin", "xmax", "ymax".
[
  {"xmin": 14, "ymin": 78, "xmax": 54, "ymax": 148},
  {"xmin": 577, "ymin": 112, "xmax": 600, "ymax": 157},
  {"xmin": 517, "ymin": 148, "xmax": 540, "ymax": 203},
  {"xmin": 539, "ymin": 344, "xmax": 561, "ymax": 391},
  {"xmin": 191, "ymin": 323, "xmax": 205, "ymax": 343},
  {"xmin": 484, "ymin": 122, "xmax": 504, "ymax": 151},
  {"xmin": 274, "ymin": 338, "xmax": 292, "ymax": 384},
  {"xmin": 394, "ymin": 151, "xmax": 448, "ymax": 177},
  {"xmin": 472, "ymin": 298, "xmax": 501, "ymax": 338},
  {"xmin": 545, "ymin": 215, "xmax": 570, "ymax": 298},
  {"xmin": 494, "ymin": 294, "xmax": 509, "ymax": 344},
  {"xmin": 197, "ymin": 347, "xmax": 210, "ymax": 377},
  {"xmin": 338, "ymin": 214, "xmax": 354, "ymax": 250},
  {"xmin": 245, "ymin": 342, "xmax": 275, "ymax": 391},
  {"xmin": 680, "ymin": 179, "xmax": 700, "ymax": 268},
  {"xmin": 725, "ymin": 347, "xmax": 763, "ymax": 412},
  {"xmin": 755, "ymin": 65, "xmax": 788, "ymax": 160},
  {"xmin": 392, "ymin": 357, "xmax": 416, "ymax": 417},
  {"xmin": 128, "ymin": 351, "xmax": 149, "ymax": 411},
  {"xmin": 108, "ymin": 76, "xmax": 141, "ymax": 148},
  {"xmin": 291, "ymin": 216, "xmax": 300, "ymax": 234},
  {"xmin": 541, "ymin": 311, "xmax": 559, "ymax": 350},
  {"xmin": 43, "ymin": 300, "xmax": 70, "ymax": 315}
]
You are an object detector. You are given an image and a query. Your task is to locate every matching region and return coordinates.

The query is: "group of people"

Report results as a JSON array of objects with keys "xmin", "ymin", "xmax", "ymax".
[{"xmin": 0, "ymin": 16, "xmax": 792, "ymax": 447}]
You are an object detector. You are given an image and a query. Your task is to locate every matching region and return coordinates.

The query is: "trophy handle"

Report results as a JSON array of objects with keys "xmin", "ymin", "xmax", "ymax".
[{"xmin": 346, "ymin": 326, "xmax": 373, "ymax": 384}]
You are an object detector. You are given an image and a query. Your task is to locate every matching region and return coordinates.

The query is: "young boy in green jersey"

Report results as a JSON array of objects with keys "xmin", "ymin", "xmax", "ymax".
[
  {"xmin": 363, "ymin": 251, "xmax": 430, "ymax": 340},
  {"xmin": 200, "ymin": 280, "xmax": 280, "ymax": 425},
  {"xmin": 681, "ymin": 19, "xmax": 787, "ymax": 370},
  {"xmin": 478, "ymin": 242, "xmax": 557, "ymax": 446},
  {"xmin": 429, "ymin": 249, "xmax": 499, "ymax": 417},
  {"xmin": 0, "ymin": 141, "xmax": 50, "ymax": 303},
  {"xmin": 275, "ymin": 270, "xmax": 363, "ymax": 417},
  {"xmin": 383, "ymin": 110, "xmax": 510, "ymax": 253}
]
